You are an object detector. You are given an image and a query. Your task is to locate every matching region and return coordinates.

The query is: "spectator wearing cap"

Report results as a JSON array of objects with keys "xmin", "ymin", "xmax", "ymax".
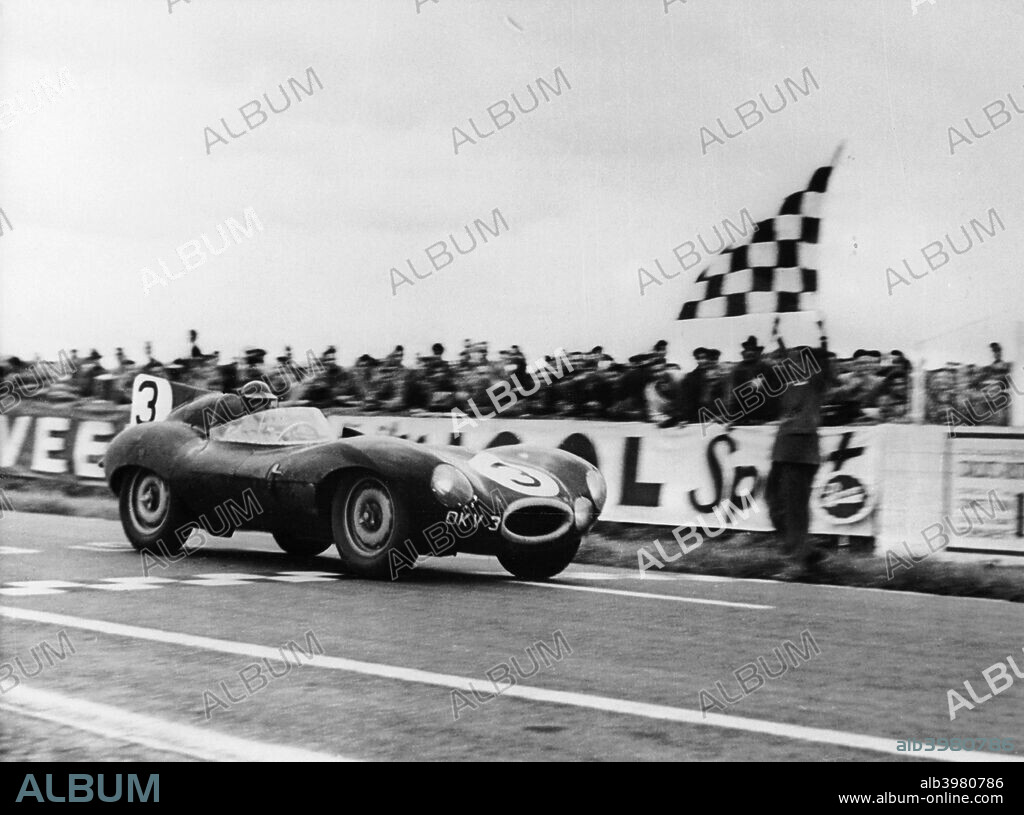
[
  {"xmin": 454, "ymin": 343, "xmax": 500, "ymax": 413},
  {"xmin": 548, "ymin": 351, "xmax": 590, "ymax": 416},
  {"xmin": 504, "ymin": 354, "xmax": 551, "ymax": 416},
  {"xmin": 659, "ymin": 347, "xmax": 724, "ymax": 427},
  {"xmin": 962, "ymin": 342, "xmax": 1012, "ymax": 426},
  {"xmin": 1, "ymin": 357, "xmax": 26, "ymax": 399},
  {"xmin": 0, "ymin": 356, "xmax": 23, "ymax": 387},
  {"xmin": 879, "ymin": 349, "xmax": 912, "ymax": 418},
  {"xmin": 424, "ymin": 343, "xmax": 457, "ymax": 411},
  {"xmin": 108, "ymin": 348, "xmax": 136, "ymax": 404},
  {"xmin": 213, "ymin": 359, "xmax": 239, "ymax": 394},
  {"xmin": 323, "ymin": 346, "xmax": 360, "ymax": 406},
  {"xmin": 265, "ymin": 351, "xmax": 297, "ymax": 400},
  {"xmin": 617, "ymin": 341, "xmax": 669, "ymax": 420},
  {"xmin": 984, "ymin": 342, "xmax": 1011, "ymax": 385},
  {"xmin": 76, "ymin": 349, "xmax": 107, "ymax": 398},
  {"xmin": 351, "ymin": 354, "xmax": 381, "ymax": 408},
  {"xmin": 301, "ymin": 345, "xmax": 346, "ymax": 407},
  {"xmin": 457, "ymin": 339, "xmax": 474, "ymax": 372},
  {"xmin": 405, "ymin": 344, "xmax": 452, "ymax": 412},
  {"xmin": 238, "ymin": 347, "xmax": 267, "ymax": 386},
  {"xmin": 506, "ymin": 345, "xmax": 528, "ymax": 384},
  {"xmin": 725, "ymin": 336, "xmax": 780, "ymax": 424},
  {"xmin": 374, "ymin": 346, "xmax": 411, "ymax": 412},
  {"xmin": 486, "ymin": 349, "xmax": 525, "ymax": 416},
  {"xmin": 142, "ymin": 342, "xmax": 163, "ymax": 372},
  {"xmin": 582, "ymin": 346, "xmax": 618, "ymax": 417},
  {"xmin": 889, "ymin": 350, "xmax": 911, "ymax": 377},
  {"xmin": 830, "ymin": 349, "xmax": 892, "ymax": 420}
]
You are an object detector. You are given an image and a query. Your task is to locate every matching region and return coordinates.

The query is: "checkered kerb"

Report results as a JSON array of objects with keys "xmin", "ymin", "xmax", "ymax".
[{"xmin": 678, "ymin": 164, "xmax": 833, "ymax": 320}]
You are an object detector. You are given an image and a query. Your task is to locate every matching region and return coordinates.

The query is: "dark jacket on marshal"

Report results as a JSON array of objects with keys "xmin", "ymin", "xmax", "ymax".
[{"xmin": 771, "ymin": 346, "xmax": 831, "ymax": 465}]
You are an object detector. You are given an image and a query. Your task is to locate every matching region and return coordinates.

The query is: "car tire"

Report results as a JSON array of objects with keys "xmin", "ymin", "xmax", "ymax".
[
  {"xmin": 273, "ymin": 532, "xmax": 332, "ymax": 556},
  {"xmin": 497, "ymin": 534, "xmax": 581, "ymax": 581},
  {"xmin": 119, "ymin": 468, "xmax": 192, "ymax": 555},
  {"xmin": 331, "ymin": 475, "xmax": 412, "ymax": 579}
]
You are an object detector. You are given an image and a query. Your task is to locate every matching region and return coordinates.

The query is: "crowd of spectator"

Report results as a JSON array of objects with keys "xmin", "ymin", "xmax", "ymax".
[
  {"xmin": 924, "ymin": 342, "xmax": 1014, "ymax": 427},
  {"xmin": 0, "ymin": 330, "xmax": 1014, "ymax": 428}
]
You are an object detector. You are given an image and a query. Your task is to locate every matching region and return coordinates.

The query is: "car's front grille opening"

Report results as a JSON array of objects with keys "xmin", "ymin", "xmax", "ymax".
[{"xmin": 503, "ymin": 505, "xmax": 569, "ymax": 540}]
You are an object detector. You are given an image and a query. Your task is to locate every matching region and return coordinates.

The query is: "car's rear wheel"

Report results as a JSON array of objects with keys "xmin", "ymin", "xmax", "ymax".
[
  {"xmin": 331, "ymin": 475, "xmax": 412, "ymax": 579},
  {"xmin": 497, "ymin": 534, "xmax": 581, "ymax": 581},
  {"xmin": 119, "ymin": 468, "xmax": 191, "ymax": 555},
  {"xmin": 273, "ymin": 532, "xmax": 332, "ymax": 556}
]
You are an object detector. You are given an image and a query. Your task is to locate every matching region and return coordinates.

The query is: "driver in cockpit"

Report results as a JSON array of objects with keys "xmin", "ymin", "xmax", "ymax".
[
  {"xmin": 223, "ymin": 381, "xmax": 282, "ymax": 441},
  {"xmin": 238, "ymin": 380, "xmax": 279, "ymax": 413},
  {"xmin": 174, "ymin": 379, "xmax": 280, "ymax": 436}
]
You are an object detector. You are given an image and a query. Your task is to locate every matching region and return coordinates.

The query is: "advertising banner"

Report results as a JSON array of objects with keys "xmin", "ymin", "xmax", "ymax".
[
  {"xmin": 1, "ymin": 405, "xmax": 880, "ymax": 535},
  {"xmin": 947, "ymin": 430, "xmax": 1024, "ymax": 555},
  {"xmin": 324, "ymin": 415, "xmax": 881, "ymax": 536}
]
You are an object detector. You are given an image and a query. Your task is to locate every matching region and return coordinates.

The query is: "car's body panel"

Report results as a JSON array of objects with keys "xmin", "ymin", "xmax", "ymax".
[{"xmin": 104, "ymin": 383, "xmax": 605, "ymax": 563}]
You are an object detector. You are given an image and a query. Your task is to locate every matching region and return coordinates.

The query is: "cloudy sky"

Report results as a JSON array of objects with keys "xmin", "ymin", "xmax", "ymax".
[{"xmin": 2, "ymin": 0, "xmax": 1022, "ymax": 369}]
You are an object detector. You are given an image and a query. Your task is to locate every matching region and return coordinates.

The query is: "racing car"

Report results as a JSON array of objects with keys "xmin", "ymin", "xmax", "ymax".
[{"xmin": 101, "ymin": 375, "xmax": 607, "ymax": 580}]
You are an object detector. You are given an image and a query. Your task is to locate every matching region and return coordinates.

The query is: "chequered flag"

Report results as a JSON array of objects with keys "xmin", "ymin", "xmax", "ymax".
[{"xmin": 678, "ymin": 158, "xmax": 836, "ymax": 320}]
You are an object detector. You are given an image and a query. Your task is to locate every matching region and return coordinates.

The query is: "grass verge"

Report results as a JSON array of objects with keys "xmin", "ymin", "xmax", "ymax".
[{"xmin": 577, "ymin": 523, "xmax": 1024, "ymax": 603}]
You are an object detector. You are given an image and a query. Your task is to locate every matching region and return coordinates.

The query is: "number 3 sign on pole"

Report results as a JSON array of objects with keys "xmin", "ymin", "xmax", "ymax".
[{"xmin": 130, "ymin": 375, "xmax": 173, "ymax": 424}]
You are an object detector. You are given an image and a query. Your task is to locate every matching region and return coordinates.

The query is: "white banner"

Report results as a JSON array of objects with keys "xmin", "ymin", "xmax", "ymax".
[
  {"xmin": 327, "ymin": 415, "xmax": 880, "ymax": 536},
  {"xmin": 0, "ymin": 404, "xmax": 880, "ymax": 536},
  {"xmin": 948, "ymin": 430, "xmax": 1024, "ymax": 554}
]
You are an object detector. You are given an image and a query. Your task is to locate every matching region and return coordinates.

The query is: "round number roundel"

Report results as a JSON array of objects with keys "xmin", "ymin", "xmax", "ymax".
[
  {"xmin": 816, "ymin": 473, "xmax": 874, "ymax": 524},
  {"xmin": 467, "ymin": 452, "xmax": 560, "ymax": 497}
]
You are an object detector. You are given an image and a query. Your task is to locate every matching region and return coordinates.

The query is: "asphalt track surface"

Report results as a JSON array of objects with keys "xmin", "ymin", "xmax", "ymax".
[{"xmin": 1, "ymin": 512, "xmax": 1022, "ymax": 762}]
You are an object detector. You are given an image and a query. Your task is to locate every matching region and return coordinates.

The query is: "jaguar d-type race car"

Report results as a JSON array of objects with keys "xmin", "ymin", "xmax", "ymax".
[{"xmin": 102, "ymin": 375, "xmax": 606, "ymax": 579}]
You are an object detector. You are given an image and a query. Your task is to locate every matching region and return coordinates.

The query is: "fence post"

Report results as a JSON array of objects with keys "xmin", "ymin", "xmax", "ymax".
[
  {"xmin": 910, "ymin": 356, "xmax": 926, "ymax": 424},
  {"xmin": 1013, "ymin": 321, "xmax": 1024, "ymax": 427}
]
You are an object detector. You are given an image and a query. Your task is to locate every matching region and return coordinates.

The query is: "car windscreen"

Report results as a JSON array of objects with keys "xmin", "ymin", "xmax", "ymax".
[{"xmin": 209, "ymin": 407, "xmax": 337, "ymax": 445}]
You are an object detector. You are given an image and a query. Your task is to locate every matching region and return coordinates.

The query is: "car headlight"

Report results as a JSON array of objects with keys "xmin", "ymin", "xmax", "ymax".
[
  {"xmin": 585, "ymin": 468, "xmax": 607, "ymax": 513},
  {"xmin": 431, "ymin": 464, "xmax": 474, "ymax": 508},
  {"xmin": 573, "ymin": 496, "xmax": 595, "ymax": 531}
]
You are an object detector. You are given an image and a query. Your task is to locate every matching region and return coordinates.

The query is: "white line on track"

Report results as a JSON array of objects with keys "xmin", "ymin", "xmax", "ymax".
[
  {"xmin": 515, "ymin": 579, "xmax": 773, "ymax": 609},
  {"xmin": 0, "ymin": 685, "xmax": 357, "ymax": 762},
  {"xmin": 4, "ymin": 605, "xmax": 1017, "ymax": 763},
  {"xmin": 457, "ymin": 554, "xmax": 732, "ymax": 582},
  {"xmin": 456, "ymin": 553, "xmax": 1021, "ymax": 604},
  {"xmin": 457, "ymin": 568, "xmax": 772, "ymax": 608}
]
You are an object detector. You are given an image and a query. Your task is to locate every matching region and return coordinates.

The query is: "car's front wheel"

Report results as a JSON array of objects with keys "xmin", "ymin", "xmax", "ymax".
[
  {"xmin": 331, "ymin": 475, "xmax": 412, "ymax": 579},
  {"xmin": 273, "ymin": 532, "xmax": 332, "ymax": 556},
  {"xmin": 497, "ymin": 534, "xmax": 581, "ymax": 581},
  {"xmin": 119, "ymin": 468, "xmax": 191, "ymax": 555}
]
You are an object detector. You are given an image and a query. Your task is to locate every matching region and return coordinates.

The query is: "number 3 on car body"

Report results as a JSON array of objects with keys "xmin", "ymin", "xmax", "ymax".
[{"xmin": 467, "ymin": 452, "xmax": 560, "ymax": 497}]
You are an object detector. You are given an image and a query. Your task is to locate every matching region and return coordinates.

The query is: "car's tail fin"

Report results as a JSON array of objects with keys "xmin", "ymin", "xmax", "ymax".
[{"xmin": 130, "ymin": 374, "xmax": 215, "ymax": 425}]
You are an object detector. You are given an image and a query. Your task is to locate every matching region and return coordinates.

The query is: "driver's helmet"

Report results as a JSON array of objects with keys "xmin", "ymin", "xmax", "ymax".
[{"xmin": 237, "ymin": 380, "xmax": 279, "ymax": 413}]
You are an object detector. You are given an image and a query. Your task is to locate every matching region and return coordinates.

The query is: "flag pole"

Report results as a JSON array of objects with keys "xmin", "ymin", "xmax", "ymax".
[
  {"xmin": 1014, "ymin": 320, "xmax": 1024, "ymax": 427},
  {"xmin": 812, "ymin": 143, "xmax": 845, "ymax": 352}
]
